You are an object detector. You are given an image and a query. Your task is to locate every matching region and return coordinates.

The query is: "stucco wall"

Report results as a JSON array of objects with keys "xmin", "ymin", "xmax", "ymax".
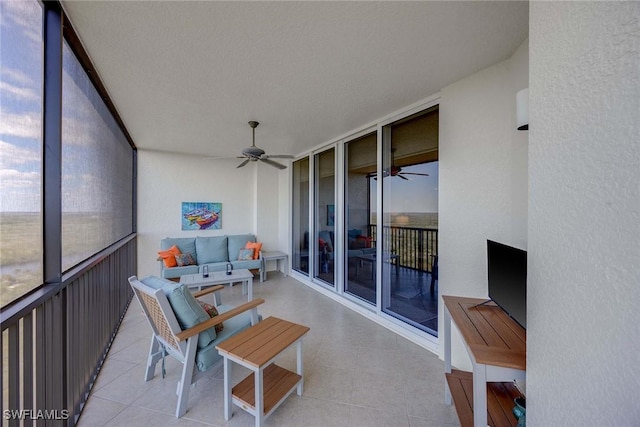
[
  {"xmin": 528, "ymin": 2, "xmax": 640, "ymax": 424},
  {"xmin": 136, "ymin": 150, "xmax": 282, "ymax": 278},
  {"xmin": 438, "ymin": 39, "xmax": 529, "ymax": 370}
]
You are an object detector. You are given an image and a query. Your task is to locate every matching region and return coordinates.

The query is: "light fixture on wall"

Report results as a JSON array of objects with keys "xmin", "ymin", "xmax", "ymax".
[{"xmin": 516, "ymin": 88, "xmax": 529, "ymax": 130}]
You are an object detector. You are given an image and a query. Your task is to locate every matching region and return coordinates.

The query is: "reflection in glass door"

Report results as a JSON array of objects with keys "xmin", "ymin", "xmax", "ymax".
[
  {"xmin": 344, "ymin": 132, "xmax": 377, "ymax": 304},
  {"xmin": 292, "ymin": 158, "xmax": 309, "ymax": 274},
  {"xmin": 314, "ymin": 149, "xmax": 335, "ymax": 286},
  {"xmin": 381, "ymin": 107, "xmax": 439, "ymax": 336}
]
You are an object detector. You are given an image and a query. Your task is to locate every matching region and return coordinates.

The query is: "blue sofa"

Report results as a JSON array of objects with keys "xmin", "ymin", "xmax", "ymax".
[{"xmin": 159, "ymin": 234, "xmax": 264, "ymax": 281}]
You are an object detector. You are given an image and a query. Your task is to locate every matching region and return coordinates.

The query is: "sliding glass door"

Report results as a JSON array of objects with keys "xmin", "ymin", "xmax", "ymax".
[
  {"xmin": 381, "ymin": 107, "xmax": 439, "ymax": 336},
  {"xmin": 314, "ymin": 148, "xmax": 335, "ymax": 286},
  {"xmin": 292, "ymin": 158, "xmax": 309, "ymax": 274},
  {"xmin": 344, "ymin": 132, "xmax": 377, "ymax": 303}
]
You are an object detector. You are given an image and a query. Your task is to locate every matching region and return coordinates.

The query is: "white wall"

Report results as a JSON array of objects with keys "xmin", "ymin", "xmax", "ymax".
[
  {"xmin": 136, "ymin": 150, "xmax": 282, "ymax": 278},
  {"xmin": 438, "ymin": 39, "xmax": 529, "ymax": 370},
  {"xmin": 528, "ymin": 2, "xmax": 640, "ymax": 425}
]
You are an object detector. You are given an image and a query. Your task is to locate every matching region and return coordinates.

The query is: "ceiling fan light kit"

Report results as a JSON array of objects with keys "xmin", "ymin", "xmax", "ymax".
[{"xmin": 237, "ymin": 121, "xmax": 293, "ymax": 170}]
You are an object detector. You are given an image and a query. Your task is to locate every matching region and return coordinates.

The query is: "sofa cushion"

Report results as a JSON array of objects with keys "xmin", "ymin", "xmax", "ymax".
[
  {"xmin": 161, "ymin": 238, "xmax": 197, "ymax": 264},
  {"xmin": 139, "ymin": 276, "xmax": 216, "ymax": 348},
  {"xmin": 228, "ymin": 234, "xmax": 255, "ymax": 261},
  {"xmin": 161, "ymin": 265, "xmax": 199, "ymax": 279},
  {"xmin": 196, "ymin": 236, "xmax": 228, "ymax": 264},
  {"xmin": 230, "ymin": 259, "xmax": 261, "ymax": 271}
]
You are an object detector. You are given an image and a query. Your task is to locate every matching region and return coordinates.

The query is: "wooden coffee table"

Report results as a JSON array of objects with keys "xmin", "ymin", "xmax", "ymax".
[
  {"xmin": 180, "ymin": 269, "xmax": 254, "ymax": 301},
  {"xmin": 216, "ymin": 316, "xmax": 310, "ymax": 427}
]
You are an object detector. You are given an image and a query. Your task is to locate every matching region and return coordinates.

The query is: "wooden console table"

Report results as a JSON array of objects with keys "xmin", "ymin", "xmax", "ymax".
[
  {"xmin": 216, "ymin": 316, "xmax": 310, "ymax": 427},
  {"xmin": 443, "ymin": 295, "xmax": 526, "ymax": 427}
]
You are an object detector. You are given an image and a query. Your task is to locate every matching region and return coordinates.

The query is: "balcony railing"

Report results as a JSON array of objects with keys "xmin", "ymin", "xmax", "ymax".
[
  {"xmin": 1, "ymin": 235, "xmax": 136, "ymax": 426},
  {"xmin": 369, "ymin": 225, "xmax": 438, "ymax": 272}
]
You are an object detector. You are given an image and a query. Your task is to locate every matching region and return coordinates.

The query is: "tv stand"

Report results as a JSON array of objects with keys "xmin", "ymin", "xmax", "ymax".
[{"xmin": 443, "ymin": 295, "xmax": 526, "ymax": 427}]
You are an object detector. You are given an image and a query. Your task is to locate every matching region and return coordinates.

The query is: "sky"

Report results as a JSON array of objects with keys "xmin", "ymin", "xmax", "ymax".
[
  {"xmin": 0, "ymin": 0, "xmax": 132, "ymax": 214},
  {"xmin": 0, "ymin": 0, "xmax": 43, "ymax": 213},
  {"xmin": 371, "ymin": 161, "xmax": 439, "ymax": 213}
]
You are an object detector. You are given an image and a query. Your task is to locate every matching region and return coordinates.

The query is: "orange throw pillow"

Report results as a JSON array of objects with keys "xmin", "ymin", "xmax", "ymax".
[
  {"xmin": 157, "ymin": 245, "xmax": 182, "ymax": 268},
  {"xmin": 245, "ymin": 241, "xmax": 263, "ymax": 260}
]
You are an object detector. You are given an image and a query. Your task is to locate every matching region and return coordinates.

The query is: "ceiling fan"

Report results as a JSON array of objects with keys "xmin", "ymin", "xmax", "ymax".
[
  {"xmin": 237, "ymin": 121, "xmax": 293, "ymax": 170},
  {"xmin": 367, "ymin": 149, "xmax": 430, "ymax": 180}
]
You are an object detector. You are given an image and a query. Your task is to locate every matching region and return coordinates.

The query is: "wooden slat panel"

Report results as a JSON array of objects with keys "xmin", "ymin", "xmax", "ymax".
[
  {"xmin": 217, "ymin": 316, "xmax": 281, "ymax": 353},
  {"xmin": 443, "ymin": 296, "xmax": 526, "ymax": 369},
  {"xmin": 472, "ymin": 347, "xmax": 526, "ymax": 371},
  {"xmin": 491, "ymin": 382, "xmax": 521, "ymax": 426},
  {"xmin": 218, "ymin": 317, "xmax": 309, "ymax": 368},
  {"xmin": 233, "ymin": 363, "xmax": 287, "ymax": 408},
  {"xmin": 245, "ymin": 325, "xmax": 310, "ymax": 367},
  {"xmin": 445, "ymin": 299, "xmax": 489, "ymax": 346},
  {"xmin": 445, "ymin": 369, "xmax": 521, "ymax": 427},
  {"xmin": 464, "ymin": 304, "xmax": 508, "ymax": 347},
  {"xmin": 480, "ymin": 305, "xmax": 526, "ymax": 348},
  {"xmin": 445, "ymin": 370, "xmax": 474, "ymax": 427},
  {"xmin": 232, "ymin": 364, "xmax": 301, "ymax": 414},
  {"xmin": 224, "ymin": 319, "xmax": 293, "ymax": 360}
]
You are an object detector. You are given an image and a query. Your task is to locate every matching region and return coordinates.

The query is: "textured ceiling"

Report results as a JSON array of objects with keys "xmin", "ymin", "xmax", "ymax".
[{"xmin": 61, "ymin": 1, "xmax": 528, "ymax": 159}]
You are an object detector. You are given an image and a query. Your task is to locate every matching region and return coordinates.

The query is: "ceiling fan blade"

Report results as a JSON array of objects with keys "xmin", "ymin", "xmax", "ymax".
[
  {"xmin": 264, "ymin": 154, "xmax": 294, "ymax": 159},
  {"xmin": 260, "ymin": 158, "xmax": 286, "ymax": 170},
  {"xmin": 237, "ymin": 159, "xmax": 250, "ymax": 168},
  {"xmin": 397, "ymin": 174, "xmax": 409, "ymax": 180},
  {"xmin": 402, "ymin": 172, "xmax": 430, "ymax": 177}
]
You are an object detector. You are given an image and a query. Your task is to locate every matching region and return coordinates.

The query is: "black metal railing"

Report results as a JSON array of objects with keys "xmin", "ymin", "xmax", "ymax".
[
  {"xmin": 369, "ymin": 225, "xmax": 438, "ymax": 272},
  {"xmin": 1, "ymin": 235, "xmax": 136, "ymax": 426}
]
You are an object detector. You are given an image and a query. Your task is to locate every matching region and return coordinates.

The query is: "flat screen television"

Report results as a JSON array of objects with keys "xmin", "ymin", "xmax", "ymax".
[{"xmin": 487, "ymin": 240, "xmax": 527, "ymax": 329}]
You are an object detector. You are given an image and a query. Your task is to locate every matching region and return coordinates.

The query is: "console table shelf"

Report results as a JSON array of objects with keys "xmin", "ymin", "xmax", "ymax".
[
  {"xmin": 443, "ymin": 295, "xmax": 526, "ymax": 427},
  {"xmin": 233, "ymin": 364, "xmax": 301, "ymax": 415},
  {"xmin": 446, "ymin": 369, "xmax": 522, "ymax": 427}
]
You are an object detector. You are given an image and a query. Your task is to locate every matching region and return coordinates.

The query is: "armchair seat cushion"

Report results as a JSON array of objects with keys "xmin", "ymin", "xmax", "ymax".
[{"xmin": 194, "ymin": 304, "xmax": 262, "ymax": 372}]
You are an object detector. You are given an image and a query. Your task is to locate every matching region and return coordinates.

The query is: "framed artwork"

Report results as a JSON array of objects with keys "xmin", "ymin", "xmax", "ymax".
[
  {"xmin": 182, "ymin": 202, "xmax": 222, "ymax": 230},
  {"xmin": 327, "ymin": 204, "xmax": 335, "ymax": 226}
]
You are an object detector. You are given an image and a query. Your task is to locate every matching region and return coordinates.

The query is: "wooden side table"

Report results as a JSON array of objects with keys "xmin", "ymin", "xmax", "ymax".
[
  {"xmin": 443, "ymin": 295, "xmax": 526, "ymax": 427},
  {"xmin": 216, "ymin": 316, "xmax": 310, "ymax": 427},
  {"xmin": 260, "ymin": 251, "xmax": 288, "ymax": 281}
]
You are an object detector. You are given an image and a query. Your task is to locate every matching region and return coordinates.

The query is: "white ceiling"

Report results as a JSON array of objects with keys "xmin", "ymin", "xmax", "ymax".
[{"xmin": 61, "ymin": 1, "xmax": 528, "ymax": 159}]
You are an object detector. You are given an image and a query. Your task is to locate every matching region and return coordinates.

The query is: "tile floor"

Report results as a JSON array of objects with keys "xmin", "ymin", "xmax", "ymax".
[{"xmin": 78, "ymin": 273, "xmax": 459, "ymax": 427}]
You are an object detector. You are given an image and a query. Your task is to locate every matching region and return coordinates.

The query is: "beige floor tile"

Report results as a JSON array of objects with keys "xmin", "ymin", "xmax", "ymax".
[
  {"xmin": 303, "ymin": 363, "xmax": 355, "ymax": 403},
  {"xmin": 103, "ymin": 405, "xmax": 173, "ymax": 427},
  {"xmin": 350, "ymin": 370, "xmax": 407, "ymax": 415},
  {"xmin": 91, "ymin": 358, "xmax": 140, "ymax": 392},
  {"xmin": 82, "ymin": 275, "xmax": 453, "ymax": 426},
  {"xmin": 348, "ymin": 405, "xmax": 411, "ymax": 427},
  {"xmin": 77, "ymin": 396, "xmax": 127, "ymax": 426}
]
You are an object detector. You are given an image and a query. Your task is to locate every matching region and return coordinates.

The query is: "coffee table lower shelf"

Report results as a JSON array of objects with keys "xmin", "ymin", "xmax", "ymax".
[
  {"xmin": 445, "ymin": 369, "xmax": 522, "ymax": 427},
  {"xmin": 232, "ymin": 364, "xmax": 301, "ymax": 417}
]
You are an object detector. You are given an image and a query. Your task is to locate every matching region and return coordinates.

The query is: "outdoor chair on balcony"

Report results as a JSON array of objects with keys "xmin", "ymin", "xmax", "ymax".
[{"xmin": 128, "ymin": 275, "xmax": 264, "ymax": 417}]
